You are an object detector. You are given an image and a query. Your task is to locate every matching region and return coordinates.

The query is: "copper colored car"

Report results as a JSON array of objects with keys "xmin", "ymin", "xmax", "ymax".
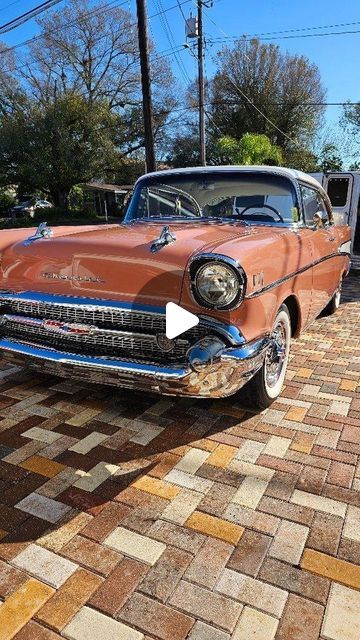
[{"xmin": 0, "ymin": 167, "xmax": 351, "ymax": 408}]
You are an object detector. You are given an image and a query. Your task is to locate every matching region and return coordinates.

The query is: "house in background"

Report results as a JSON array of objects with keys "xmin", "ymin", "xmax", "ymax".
[{"xmin": 84, "ymin": 182, "xmax": 133, "ymax": 218}]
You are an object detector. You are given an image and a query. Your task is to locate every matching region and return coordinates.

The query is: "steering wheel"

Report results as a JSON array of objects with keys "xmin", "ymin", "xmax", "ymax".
[{"xmin": 238, "ymin": 204, "xmax": 283, "ymax": 221}]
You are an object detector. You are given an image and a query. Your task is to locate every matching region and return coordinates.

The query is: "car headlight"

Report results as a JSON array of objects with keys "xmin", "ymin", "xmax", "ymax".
[{"xmin": 191, "ymin": 257, "xmax": 246, "ymax": 310}]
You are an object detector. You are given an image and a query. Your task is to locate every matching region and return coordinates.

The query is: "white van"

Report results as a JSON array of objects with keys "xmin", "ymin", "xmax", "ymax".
[{"xmin": 310, "ymin": 172, "xmax": 360, "ymax": 268}]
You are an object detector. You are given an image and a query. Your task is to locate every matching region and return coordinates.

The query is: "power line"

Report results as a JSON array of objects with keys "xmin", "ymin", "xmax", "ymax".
[
  {"xmin": 0, "ymin": 0, "xmax": 196, "ymax": 57},
  {"xmin": 208, "ymin": 28, "xmax": 360, "ymax": 43},
  {"xmin": 156, "ymin": 100, "xmax": 359, "ymax": 117},
  {"xmin": 153, "ymin": 0, "xmax": 191, "ymax": 83},
  {"xmin": 0, "ymin": 0, "xmax": 65, "ymax": 35},
  {"xmin": 234, "ymin": 18, "xmax": 360, "ymax": 38},
  {"xmin": 0, "ymin": 0, "xmax": 22, "ymax": 16}
]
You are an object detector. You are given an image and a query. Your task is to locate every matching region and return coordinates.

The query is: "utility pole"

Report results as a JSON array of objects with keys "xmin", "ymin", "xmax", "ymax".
[
  {"xmin": 197, "ymin": 0, "xmax": 206, "ymax": 166},
  {"xmin": 136, "ymin": 0, "xmax": 156, "ymax": 173}
]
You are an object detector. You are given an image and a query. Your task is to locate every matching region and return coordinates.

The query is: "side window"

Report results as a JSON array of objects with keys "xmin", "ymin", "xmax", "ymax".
[
  {"xmin": 301, "ymin": 186, "xmax": 329, "ymax": 228},
  {"xmin": 327, "ymin": 178, "xmax": 350, "ymax": 207}
]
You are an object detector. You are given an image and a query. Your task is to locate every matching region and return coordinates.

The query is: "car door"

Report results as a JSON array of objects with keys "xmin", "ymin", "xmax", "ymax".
[{"xmin": 300, "ymin": 184, "xmax": 339, "ymax": 318}]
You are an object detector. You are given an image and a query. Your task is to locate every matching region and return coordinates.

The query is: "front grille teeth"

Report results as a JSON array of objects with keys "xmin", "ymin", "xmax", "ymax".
[{"xmin": 0, "ymin": 295, "xmax": 210, "ymax": 365}]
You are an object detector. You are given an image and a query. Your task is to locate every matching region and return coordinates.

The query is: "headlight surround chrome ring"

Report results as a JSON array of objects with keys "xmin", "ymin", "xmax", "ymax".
[{"xmin": 190, "ymin": 254, "xmax": 246, "ymax": 311}]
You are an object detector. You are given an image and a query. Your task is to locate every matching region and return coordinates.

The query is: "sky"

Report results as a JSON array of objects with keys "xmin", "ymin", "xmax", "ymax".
[{"xmin": 1, "ymin": 0, "xmax": 359, "ymax": 136}]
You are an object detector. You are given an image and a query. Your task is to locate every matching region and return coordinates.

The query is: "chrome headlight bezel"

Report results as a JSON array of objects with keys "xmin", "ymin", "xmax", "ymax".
[{"xmin": 190, "ymin": 254, "xmax": 247, "ymax": 311}]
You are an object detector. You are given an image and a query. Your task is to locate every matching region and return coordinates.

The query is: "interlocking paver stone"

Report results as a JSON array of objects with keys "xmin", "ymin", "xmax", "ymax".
[
  {"xmin": 290, "ymin": 489, "xmax": 347, "ymax": 517},
  {"xmin": 36, "ymin": 567, "xmax": 103, "ymax": 631},
  {"xmin": 61, "ymin": 535, "xmax": 122, "ymax": 576},
  {"xmin": 343, "ymin": 505, "xmax": 360, "ymax": 542},
  {"xmin": 0, "ymin": 578, "xmax": 54, "ymax": 640},
  {"xmin": 215, "ymin": 568, "xmax": 288, "ymax": 618},
  {"xmin": 259, "ymin": 557, "xmax": 330, "ymax": 604},
  {"xmin": 139, "ymin": 546, "xmax": 191, "ymax": 602},
  {"xmin": 22, "ymin": 427, "xmax": 62, "ymax": 444},
  {"xmin": 188, "ymin": 621, "xmax": 230, "ymax": 640},
  {"xmin": 15, "ymin": 492, "xmax": 72, "ymax": 523},
  {"xmin": 226, "ymin": 529, "xmax": 271, "ymax": 577},
  {"xmin": 185, "ymin": 511, "xmax": 243, "ymax": 545},
  {"xmin": 231, "ymin": 476, "xmax": 269, "ymax": 509},
  {"xmin": 160, "ymin": 489, "xmax": 203, "ymax": 524},
  {"xmin": 269, "ymin": 520, "xmax": 309, "ymax": 565},
  {"xmin": 322, "ymin": 583, "xmax": 360, "ymax": 640},
  {"xmin": 11, "ymin": 544, "xmax": 78, "ymax": 588},
  {"xmin": 104, "ymin": 526, "xmax": 166, "ymax": 565},
  {"xmin": 169, "ymin": 580, "xmax": 241, "ymax": 633},
  {"xmin": 276, "ymin": 593, "xmax": 324, "ymax": 640},
  {"xmin": 232, "ymin": 606, "xmax": 278, "ymax": 640},
  {"xmin": 63, "ymin": 606, "xmax": 144, "ymax": 640},
  {"xmin": 301, "ymin": 548, "xmax": 360, "ymax": 590},
  {"xmin": 89, "ymin": 557, "xmax": 149, "ymax": 615},
  {"xmin": 119, "ymin": 592, "xmax": 194, "ymax": 640},
  {"xmin": 184, "ymin": 537, "xmax": 233, "ymax": 588}
]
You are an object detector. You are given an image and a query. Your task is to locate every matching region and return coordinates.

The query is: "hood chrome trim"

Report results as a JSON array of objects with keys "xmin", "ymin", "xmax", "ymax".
[
  {"xmin": 150, "ymin": 225, "xmax": 176, "ymax": 253},
  {"xmin": 24, "ymin": 222, "xmax": 53, "ymax": 246}
]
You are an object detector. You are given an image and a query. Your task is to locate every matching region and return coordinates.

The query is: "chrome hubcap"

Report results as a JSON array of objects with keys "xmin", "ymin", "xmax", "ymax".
[{"xmin": 265, "ymin": 320, "xmax": 287, "ymax": 388}]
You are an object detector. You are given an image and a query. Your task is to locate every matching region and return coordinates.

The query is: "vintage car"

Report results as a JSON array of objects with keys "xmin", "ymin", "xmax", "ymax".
[{"xmin": 0, "ymin": 166, "xmax": 351, "ymax": 408}]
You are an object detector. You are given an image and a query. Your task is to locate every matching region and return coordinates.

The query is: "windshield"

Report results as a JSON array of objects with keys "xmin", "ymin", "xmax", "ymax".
[{"xmin": 126, "ymin": 171, "xmax": 300, "ymax": 225}]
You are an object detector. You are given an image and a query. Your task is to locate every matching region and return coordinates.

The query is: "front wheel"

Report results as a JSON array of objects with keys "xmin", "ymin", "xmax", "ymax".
[{"xmin": 240, "ymin": 305, "xmax": 291, "ymax": 410}]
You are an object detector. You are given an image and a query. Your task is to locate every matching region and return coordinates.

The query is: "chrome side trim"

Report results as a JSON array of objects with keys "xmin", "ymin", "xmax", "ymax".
[{"xmin": 246, "ymin": 251, "xmax": 349, "ymax": 299}]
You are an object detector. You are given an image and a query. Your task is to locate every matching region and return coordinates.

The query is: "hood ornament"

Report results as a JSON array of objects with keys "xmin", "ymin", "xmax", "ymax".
[
  {"xmin": 150, "ymin": 225, "xmax": 176, "ymax": 253},
  {"xmin": 24, "ymin": 222, "xmax": 53, "ymax": 246}
]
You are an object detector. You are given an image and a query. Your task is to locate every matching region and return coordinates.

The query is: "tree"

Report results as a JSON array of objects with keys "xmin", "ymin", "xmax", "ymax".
[
  {"xmin": 349, "ymin": 161, "xmax": 360, "ymax": 171},
  {"xmin": 0, "ymin": 0, "xmax": 177, "ymax": 202},
  {"xmin": 0, "ymin": 95, "xmax": 120, "ymax": 205},
  {"xmin": 317, "ymin": 143, "xmax": 343, "ymax": 172},
  {"xmin": 282, "ymin": 147, "xmax": 319, "ymax": 172},
  {"xmin": 342, "ymin": 102, "xmax": 360, "ymax": 131},
  {"xmin": 217, "ymin": 133, "xmax": 282, "ymax": 166},
  {"xmin": 210, "ymin": 39, "xmax": 325, "ymax": 151}
]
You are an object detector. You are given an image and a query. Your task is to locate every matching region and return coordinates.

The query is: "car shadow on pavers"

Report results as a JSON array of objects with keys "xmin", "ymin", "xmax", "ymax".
[{"xmin": 0, "ymin": 371, "xmax": 255, "ymax": 550}]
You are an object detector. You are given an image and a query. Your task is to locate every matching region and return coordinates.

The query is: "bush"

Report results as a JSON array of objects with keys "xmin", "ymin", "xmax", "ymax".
[
  {"xmin": 0, "ymin": 207, "xmax": 100, "ymax": 229},
  {"xmin": 33, "ymin": 206, "xmax": 97, "ymax": 222},
  {"xmin": 0, "ymin": 189, "xmax": 15, "ymax": 215}
]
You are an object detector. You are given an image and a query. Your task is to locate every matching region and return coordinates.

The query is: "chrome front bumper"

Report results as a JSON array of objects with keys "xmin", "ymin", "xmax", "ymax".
[{"xmin": 0, "ymin": 335, "xmax": 269, "ymax": 398}]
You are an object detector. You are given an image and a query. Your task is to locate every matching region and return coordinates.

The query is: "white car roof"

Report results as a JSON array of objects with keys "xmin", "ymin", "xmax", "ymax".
[{"xmin": 137, "ymin": 165, "xmax": 323, "ymax": 190}]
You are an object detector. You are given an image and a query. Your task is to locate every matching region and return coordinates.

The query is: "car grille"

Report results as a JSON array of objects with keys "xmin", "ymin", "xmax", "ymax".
[{"xmin": 0, "ymin": 293, "xmax": 207, "ymax": 364}]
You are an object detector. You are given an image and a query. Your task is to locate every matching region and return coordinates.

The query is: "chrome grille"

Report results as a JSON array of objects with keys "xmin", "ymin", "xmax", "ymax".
[
  {"xmin": 0, "ymin": 298, "xmax": 165, "ymax": 333},
  {"xmin": 0, "ymin": 292, "xmax": 208, "ymax": 364}
]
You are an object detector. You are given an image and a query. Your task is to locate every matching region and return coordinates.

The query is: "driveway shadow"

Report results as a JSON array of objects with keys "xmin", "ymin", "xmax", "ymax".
[{"xmin": 0, "ymin": 370, "xmax": 255, "ymax": 547}]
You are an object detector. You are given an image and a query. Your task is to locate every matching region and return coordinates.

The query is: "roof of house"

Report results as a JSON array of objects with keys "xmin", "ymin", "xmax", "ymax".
[{"xmin": 84, "ymin": 182, "xmax": 133, "ymax": 192}]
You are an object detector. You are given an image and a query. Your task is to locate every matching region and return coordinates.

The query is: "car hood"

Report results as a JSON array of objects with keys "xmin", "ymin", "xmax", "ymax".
[{"xmin": 1, "ymin": 221, "xmax": 268, "ymax": 306}]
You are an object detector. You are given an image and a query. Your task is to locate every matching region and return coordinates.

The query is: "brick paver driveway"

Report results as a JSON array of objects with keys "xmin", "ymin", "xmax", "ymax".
[{"xmin": 0, "ymin": 275, "xmax": 359, "ymax": 640}]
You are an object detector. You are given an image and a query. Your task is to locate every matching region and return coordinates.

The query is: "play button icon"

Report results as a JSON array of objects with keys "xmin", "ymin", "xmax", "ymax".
[{"xmin": 166, "ymin": 302, "xmax": 199, "ymax": 340}]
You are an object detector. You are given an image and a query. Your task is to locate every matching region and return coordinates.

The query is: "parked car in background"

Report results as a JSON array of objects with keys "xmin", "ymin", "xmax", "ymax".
[
  {"xmin": 10, "ymin": 198, "xmax": 53, "ymax": 219},
  {"xmin": 0, "ymin": 166, "xmax": 351, "ymax": 408}
]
